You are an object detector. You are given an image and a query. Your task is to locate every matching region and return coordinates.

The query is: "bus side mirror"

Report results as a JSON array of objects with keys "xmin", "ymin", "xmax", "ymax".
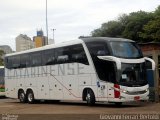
[
  {"xmin": 144, "ymin": 57, "xmax": 155, "ymax": 70},
  {"xmin": 97, "ymin": 56, "xmax": 121, "ymax": 70}
]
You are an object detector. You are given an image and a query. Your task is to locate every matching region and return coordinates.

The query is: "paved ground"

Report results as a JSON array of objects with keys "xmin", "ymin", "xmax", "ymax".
[{"xmin": 0, "ymin": 97, "xmax": 159, "ymax": 120}]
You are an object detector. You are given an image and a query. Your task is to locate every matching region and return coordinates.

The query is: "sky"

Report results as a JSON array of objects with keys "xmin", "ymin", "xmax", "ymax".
[{"xmin": 0, "ymin": 0, "xmax": 160, "ymax": 51}]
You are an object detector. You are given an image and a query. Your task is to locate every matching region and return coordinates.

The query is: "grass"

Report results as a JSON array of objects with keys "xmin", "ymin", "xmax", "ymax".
[{"xmin": 0, "ymin": 88, "xmax": 5, "ymax": 92}]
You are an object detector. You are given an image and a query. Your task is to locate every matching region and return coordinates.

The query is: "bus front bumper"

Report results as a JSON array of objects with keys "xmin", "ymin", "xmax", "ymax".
[{"xmin": 109, "ymin": 91, "xmax": 149, "ymax": 103}]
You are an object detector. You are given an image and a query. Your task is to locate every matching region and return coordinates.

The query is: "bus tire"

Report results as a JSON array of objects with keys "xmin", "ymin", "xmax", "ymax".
[
  {"xmin": 86, "ymin": 89, "xmax": 95, "ymax": 106},
  {"xmin": 27, "ymin": 90, "xmax": 35, "ymax": 104},
  {"xmin": 18, "ymin": 90, "xmax": 26, "ymax": 103}
]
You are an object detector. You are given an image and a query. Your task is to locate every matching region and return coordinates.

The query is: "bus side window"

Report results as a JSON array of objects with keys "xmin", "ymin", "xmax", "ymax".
[
  {"xmin": 31, "ymin": 52, "xmax": 42, "ymax": 67},
  {"xmin": 12, "ymin": 56, "xmax": 20, "ymax": 69},
  {"xmin": 86, "ymin": 41, "xmax": 116, "ymax": 82},
  {"xmin": 70, "ymin": 44, "xmax": 89, "ymax": 65},
  {"xmin": 55, "ymin": 47, "xmax": 70, "ymax": 64},
  {"xmin": 57, "ymin": 55, "xmax": 69, "ymax": 63},
  {"xmin": 20, "ymin": 54, "xmax": 30, "ymax": 68},
  {"xmin": 42, "ymin": 49, "xmax": 55, "ymax": 65},
  {"xmin": 5, "ymin": 57, "xmax": 11, "ymax": 69}
]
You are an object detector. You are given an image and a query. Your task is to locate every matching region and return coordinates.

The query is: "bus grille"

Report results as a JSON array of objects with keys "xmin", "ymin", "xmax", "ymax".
[{"xmin": 126, "ymin": 90, "xmax": 147, "ymax": 95}]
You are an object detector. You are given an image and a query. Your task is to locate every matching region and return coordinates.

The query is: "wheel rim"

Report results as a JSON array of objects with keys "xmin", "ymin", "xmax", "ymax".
[
  {"xmin": 28, "ymin": 93, "xmax": 33, "ymax": 102},
  {"xmin": 86, "ymin": 93, "xmax": 91, "ymax": 103},
  {"xmin": 20, "ymin": 93, "xmax": 25, "ymax": 101}
]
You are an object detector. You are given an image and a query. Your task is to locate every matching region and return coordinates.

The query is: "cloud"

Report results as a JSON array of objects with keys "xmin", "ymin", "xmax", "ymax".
[{"xmin": 0, "ymin": 0, "xmax": 159, "ymax": 50}]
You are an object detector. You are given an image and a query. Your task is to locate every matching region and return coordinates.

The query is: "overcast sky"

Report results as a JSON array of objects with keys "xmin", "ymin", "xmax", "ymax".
[{"xmin": 0, "ymin": 0, "xmax": 160, "ymax": 50}]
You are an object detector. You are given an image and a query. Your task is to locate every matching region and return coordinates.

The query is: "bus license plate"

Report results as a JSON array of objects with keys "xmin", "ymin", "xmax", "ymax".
[{"xmin": 134, "ymin": 96, "xmax": 140, "ymax": 101}]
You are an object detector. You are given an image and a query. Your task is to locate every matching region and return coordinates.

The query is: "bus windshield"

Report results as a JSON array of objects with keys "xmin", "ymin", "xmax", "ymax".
[
  {"xmin": 109, "ymin": 41, "xmax": 143, "ymax": 59},
  {"xmin": 119, "ymin": 63, "xmax": 147, "ymax": 87}
]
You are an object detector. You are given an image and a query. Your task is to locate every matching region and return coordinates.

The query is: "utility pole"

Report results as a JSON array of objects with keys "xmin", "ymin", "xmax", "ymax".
[
  {"xmin": 46, "ymin": 0, "xmax": 48, "ymax": 44},
  {"xmin": 51, "ymin": 29, "xmax": 56, "ymax": 44}
]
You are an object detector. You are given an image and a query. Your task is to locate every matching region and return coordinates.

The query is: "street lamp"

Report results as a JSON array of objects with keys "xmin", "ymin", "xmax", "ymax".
[
  {"xmin": 51, "ymin": 29, "xmax": 56, "ymax": 44},
  {"xmin": 46, "ymin": 0, "xmax": 48, "ymax": 44}
]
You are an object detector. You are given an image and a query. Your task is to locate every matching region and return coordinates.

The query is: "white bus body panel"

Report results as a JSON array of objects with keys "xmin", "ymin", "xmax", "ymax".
[
  {"xmin": 48, "ymin": 76, "xmax": 63, "ymax": 100},
  {"xmin": 5, "ymin": 39, "xmax": 151, "ymax": 104}
]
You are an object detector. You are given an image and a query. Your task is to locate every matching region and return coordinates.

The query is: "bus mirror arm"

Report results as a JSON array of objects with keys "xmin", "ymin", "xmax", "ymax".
[
  {"xmin": 144, "ymin": 57, "xmax": 156, "ymax": 70},
  {"xmin": 97, "ymin": 56, "xmax": 121, "ymax": 70}
]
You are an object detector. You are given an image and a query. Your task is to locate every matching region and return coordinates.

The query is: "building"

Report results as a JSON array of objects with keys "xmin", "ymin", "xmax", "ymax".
[
  {"xmin": 33, "ymin": 30, "xmax": 48, "ymax": 48},
  {"xmin": 139, "ymin": 42, "xmax": 160, "ymax": 101},
  {"xmin": 0, "ymin": 45, "xmax": 13, "ymax": 54},
  {"xmin": 16, "ymin": 34, "xmax": 35, "ymax": 52},
  {"xmin": 48, "ymin": 39, "xmax": 54, "ymax": 45}
]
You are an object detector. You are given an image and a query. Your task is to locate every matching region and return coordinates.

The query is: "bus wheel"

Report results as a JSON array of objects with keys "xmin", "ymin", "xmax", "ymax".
[
  {"xmin": 86, "ymin": 89, "xmax": 95, "ymax": 106},
  {"xmin": 27, "ymin": 90, "xmax": 35, "ymax": 104},
  {"xmin": 18, "ymin": 91, "xmax": 26, "ymax": 103}
]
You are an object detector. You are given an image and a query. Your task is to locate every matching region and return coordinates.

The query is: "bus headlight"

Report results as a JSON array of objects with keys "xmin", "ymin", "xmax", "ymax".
[
  {"xmin": 145, "ymin": 88, "xmax": 149, "ymax": 92},
  {"xmin": 121, "ymin": 90, "xmax": 127, "ymax": 93}
]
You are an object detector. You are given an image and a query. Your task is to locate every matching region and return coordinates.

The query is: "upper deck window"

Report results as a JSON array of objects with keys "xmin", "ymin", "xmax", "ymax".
[{"xmin": 86, "ymin": 41, "xmax": 110, "ymax": 56}]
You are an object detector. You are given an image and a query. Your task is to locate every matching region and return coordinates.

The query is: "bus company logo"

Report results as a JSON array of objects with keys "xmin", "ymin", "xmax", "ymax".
[
  {"xmin": 2, "ymin": 113, "xmax": 18, "ymax": 120},
  {"xmin": 6, "ymin": 63, "xmax": 86, "ymax": 79}
]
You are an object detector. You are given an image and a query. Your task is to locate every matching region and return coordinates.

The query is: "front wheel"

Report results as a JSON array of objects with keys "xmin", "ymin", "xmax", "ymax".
[
  {"xmin": 86, "ymin": 89, "xmax": 95, "ymax": 106},
  {"xmin": 27, "ymin": 91, "xmax": 35, "ymax": 104}
]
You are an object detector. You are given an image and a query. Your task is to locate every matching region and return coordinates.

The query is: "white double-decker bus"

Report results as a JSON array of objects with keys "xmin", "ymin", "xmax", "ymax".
[{"xmin": 5, "ymin": 37, "xmax": 155, "ymax": 105}]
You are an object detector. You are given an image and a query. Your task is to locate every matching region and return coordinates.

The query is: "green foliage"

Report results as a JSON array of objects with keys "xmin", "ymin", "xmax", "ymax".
[
  {"xmin": 122, "ymin": 11, "xmax": 153, "ymax": 42},
  {"xmin": 92, "ymin": 21, "xmax": 124, "ymax": 37},
  {"xmin": 0, "ymin": 50, "xmax": 4, "ymax": 66},
  {"xmin": 139, "ymin": 6, "xmax": 160, "ymax": 42},
  {"xmin": 139, "ymin": 17, "xmax": 160, "ymax": 42},
  {"xmin": 154, "ymin": 5, "xmax": 160, "ymax": 16},
  {"xmin": 0, "ymin": 88, "xmax": 5, "ymax": 92},
  {"xmin": 91, "ymin": 5, "xmax": 160, "ymax": 43},
  {"xmin": 92, "ymin": 28, "xmax": 103, "ymax": 37}
]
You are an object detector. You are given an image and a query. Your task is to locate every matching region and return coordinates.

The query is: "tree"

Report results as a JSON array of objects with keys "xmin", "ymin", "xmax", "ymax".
[
  {"xmin": 91, "ymin": 20, "xmax": 124, "ymax": 37},
  {"xmin": 91, "ymin": 5, "xmax": 160, "ymax": 43},
  {"xmin": 154, "ymin": 5, "xmax": 160, "ymax": 16},
  {"xmin": 139, "ymin": 17, "xmax": 160, "ymax": 42},
  {"xmin": 102, "ymin": 21, "xmax": 124, "ymax": 37},
  {"xmin": 122, "ymin": 11, "xmax": 153, "ymax": 42},
  {"xmin": 91, "ymin": 28, "xmax": 103, "ymax": 37},
  {"xmin": 118, "ymin": 14, "xmax": 129, "ymax": 26},
  {"xmin": 0, "ymin": 50, "xmax": 4, "ymax": 66},
  {"xmin": 139, "ymin": 6, "xmax": 160, "ymax": 42}
]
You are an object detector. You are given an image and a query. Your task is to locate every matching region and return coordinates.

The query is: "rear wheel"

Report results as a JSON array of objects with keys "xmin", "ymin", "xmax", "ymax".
[
  {"xmin": 86, "ymin": 89, "xmax": 95, "ymax": 106},
  {"xmin": 18, "ymin": 91, "xmax": 26, "ymax": 103},
  {"xmin": 27, "ymin": 90, "xmax": 35, "ymax": 104}
]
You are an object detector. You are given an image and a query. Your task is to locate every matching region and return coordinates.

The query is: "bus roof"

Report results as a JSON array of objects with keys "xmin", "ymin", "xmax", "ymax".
[
  {"xmin": 80, "ymin": 37, "xmax": 134, "ymax": 43},
  {"xmin": 5, "ymin": 37, "xmax": 134, "ymax": 57}
]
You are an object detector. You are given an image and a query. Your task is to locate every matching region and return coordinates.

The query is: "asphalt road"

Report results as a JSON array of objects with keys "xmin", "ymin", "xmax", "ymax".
[{"xmin": 0, "ymin": 97, "xmax": 159, "ymax": 120}]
